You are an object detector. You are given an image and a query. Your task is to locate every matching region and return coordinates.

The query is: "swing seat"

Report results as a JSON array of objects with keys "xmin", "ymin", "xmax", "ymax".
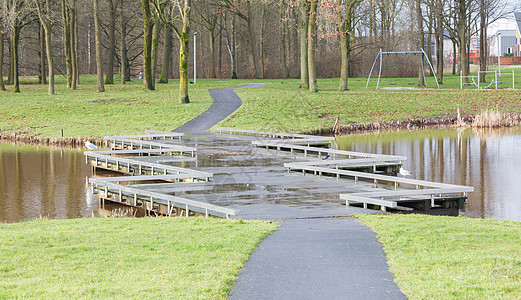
[
  {"xmin": 407, "ymin": 82, "xmax": 415, "ymax": 85},
  {"xmin": 389, "ymin": 82, "xmax": 397, "ymax": 85}
]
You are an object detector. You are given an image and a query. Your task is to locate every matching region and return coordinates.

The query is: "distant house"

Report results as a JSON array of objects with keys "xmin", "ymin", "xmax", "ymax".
[
  {"xmin": 490, "ymin": 30, "xmax": 517, "ymax": 56},
  {"xmin": 514, "ymin": 12, "xmax": 521, "ymax": 56}
]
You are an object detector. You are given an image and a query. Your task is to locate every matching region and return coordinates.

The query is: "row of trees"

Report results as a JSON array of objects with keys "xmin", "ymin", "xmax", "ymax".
[{"xmin": 0, "ymin": 0, "xmax": 518, "ymax": 101}]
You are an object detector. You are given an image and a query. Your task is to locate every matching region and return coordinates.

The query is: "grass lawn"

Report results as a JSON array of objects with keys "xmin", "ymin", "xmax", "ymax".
[
  {"xmin": 1, "ymin": 72, "xmax": 521, "ymax": 138},
  {"xmin": 222, "ymin": 75, "xmax": 521, "ymax": 133},
  {"xmin": 0, "ymin": 76, "xmax": 242, "ymax": 138},
  {"xmin": 356, "ymin": 214, "xmax": 521, "ymax": 299},
  {"xmin": 0, "ymin": 217, "xmax": 277, "ymax": 299}
]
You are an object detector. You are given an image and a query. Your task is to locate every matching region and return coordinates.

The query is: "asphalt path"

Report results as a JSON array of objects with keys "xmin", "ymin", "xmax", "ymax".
[
  {"xmin": 229, "ymin": 217, "xmax": 406, "ymax": 300},
  {"xmin": 173, "ymin": 83, "xmax": 406, "ymax": 299},
  {"xmin": 174, "ymin": 83, "xmax": 267, "ymax": 133}
]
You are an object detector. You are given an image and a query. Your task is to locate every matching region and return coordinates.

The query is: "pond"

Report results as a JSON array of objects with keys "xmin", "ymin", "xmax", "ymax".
[
  {"xmin": 0, "ymin": 143, "xmax": 97, "ymax": 223},
  {"xmin": 336, "ymin": 126, "xmax": 521, "ymax": 221},
  {"xmin": 1, "ymin": 126, "xmax": 520, "ymax": 222}
]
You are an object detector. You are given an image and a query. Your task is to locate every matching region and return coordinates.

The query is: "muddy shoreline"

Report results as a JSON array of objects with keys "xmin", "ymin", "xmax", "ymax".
[
  {"xmin": 2, "ymin": 114, "xmax": 521, "ymax": 146},
  {"xmin": 0, "ymin": 133, "xmax": 103, "ymax": 148},
  {"xmin": 307, "ymin": 114, "xmax": 521, "ymax": 136}
]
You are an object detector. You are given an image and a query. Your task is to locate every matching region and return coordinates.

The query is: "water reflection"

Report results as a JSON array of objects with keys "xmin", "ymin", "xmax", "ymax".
[
  {"xmin": 336, "ymin": 126, "xmax": 521, "ymax": 221},
  {"xmin": 2, "ymin": 127, "xmax": 520, "ymax": 223},
  {"xmin": 0, "ymin": 143, "xmax": 97, "ymax": 223}
]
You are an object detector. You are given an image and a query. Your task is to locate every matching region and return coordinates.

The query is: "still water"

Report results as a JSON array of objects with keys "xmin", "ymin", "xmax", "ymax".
[
  {"xmin": 1, "ymin": 127, "xmax": 520, "ymax": 222},
  {"xmin": 336, "ymin": 126, "xmax": 521, "ymax": 221},
  {"xmin": 0, "ymin": 143, "xmax": 97, "ymax": 223}
]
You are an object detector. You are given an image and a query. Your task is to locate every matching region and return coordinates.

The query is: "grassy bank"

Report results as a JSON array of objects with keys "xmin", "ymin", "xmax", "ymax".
[
  {"xmin": 223, "ymin": 77, "xmax": 521, "ymax": 133},
  {"xmin": 356, "ymin": 214, "xmax": 521, "ymax": 299},
  {"xmin": 2, "ymin": 74, "xmax": 521, "ymax": 139},
  {"xmin": 0, "ymin": 217, "xmax": 278, "ymax": 299},
  {"xmin": 0, "ymin": 76, "xmax": 241, "ymax": 138}
]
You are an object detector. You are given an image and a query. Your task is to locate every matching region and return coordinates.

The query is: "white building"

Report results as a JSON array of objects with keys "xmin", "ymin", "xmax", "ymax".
[{"xmin": 490, "ymin": 30, "xmax": 517, "ymax": 56}]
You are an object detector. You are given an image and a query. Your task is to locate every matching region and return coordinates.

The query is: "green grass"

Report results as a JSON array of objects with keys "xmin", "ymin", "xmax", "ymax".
[
  {"xmin": 0, "ymin": 217, "xmax": 278, "ymax": 299},
  {"xmin": 0, "ymin": 76, "xmax": 242, "ymax": 138},
  {"xmin": 221, "ymin": 75, "xmax": 521, "ymax": 133},
  {"xmin": 356, "ymin": 214, "xmax": 521, "ymax": 299},
  {"xmin": 2, "ymin": 73, "xmax": 521, "ymax": 138}
]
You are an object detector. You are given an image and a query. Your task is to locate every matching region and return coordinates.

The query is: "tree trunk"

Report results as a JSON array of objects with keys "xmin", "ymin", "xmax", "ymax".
[
  {"xmin": 93, "ymin": 0, "xmax": 105, "ymax": 92},
  {"xmin": 70, "ymin": 0, "xmax": 78, "ymax": 89},
  {"xmin": 291, "ymin": 6, "xmax": 299, "ymax": 78},
  {"xmin": 62, "ymin": 0, "xmax": 72, "ymax": 87},
  {"xmin": 416, "ymin": 0, "xmax": 425, "ymax": 86},
  {"xmin": 339, "ymin": 0, "xmax": 356, "ymax": 91},
  {"xmin": 0, "ymin": 27, "xmax": 5, "ymax": 91},
  {"xmin": 177, "ymin": 0, "xmax": 191, "ymax": 104},
  {"xmin": 141, "ymin": 0, "xmax": 154, "ymax": 90},
  {"xmin": 151, "ymin": 16, "xmax": 160, "ymax": 88},
  {"xmin": 452, "ymin": 41, "xmax": 457, "ymax": 75},
  {"xmin": 8, "ymin": 42, "xmax": 13, "ymax": 85},
  {"xmin": 300, "ymin": 0, "xmax": 309, "ymax": 89},
  {"xmin": 118, "ymin": 0, "xmax": 127, "ymax": 84},
  {"xmin": 159, "ymin": 26, "xmax": 172, "ymax": 83},
  {"xmin": 12, "ymin": 25, "xmax": 20, "ymax": 93},
  {"xmin": 307, "ymin": 0, "xmax": 317, "ymax": 92},
  {"xmin": 339, "ymin": 32, "xmax": 350, "ymax": 91},
  {"xmin": 34, "ymin": 0, "xmax": 55, "ymax": 94},
  {"xmin": 279, "ymin": 0, "xmax": 287, "ymax": 78},
  {"xmin": 227, "ymin": 13, "xmax": 238, "ymax": 79},
  {"xmin": 479, "ymin": 0, "xmax": 486, "ymax": 82},
  {"xmin": 208, "ymin": 30, "xmax": 216, "ymax": 78},
  {"xmin": 426, "ymin": 9, "xmax": 433, "ymax": 76},
  {"xmin": 246, "ymin": 3, "xmax": 261, "ymax": 79},
  {"xmin": 43, "ymin": 21, "xmax": 55, "ymax": 95},
  {"xmin": 39, "ymin": 23, "xmax": 47, "ymax": 84},
  {"xmin": 105, "ymin": 0, "xmax": 116, "ymax": 84},
  {"xmin": 259, "ymin": 2, "xmax": 266, "ymax": 79},
  {"xmin": 436, "ymin": 3, "xmax": 443, "ymax": 84},
  {"xmin": 458, "ymin": 0, "xmax": 468, "ymax": 83}
]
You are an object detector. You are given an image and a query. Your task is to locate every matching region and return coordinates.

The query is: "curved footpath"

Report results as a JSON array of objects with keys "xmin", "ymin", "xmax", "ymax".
[
  {"xmin": 174, "ymin": 84, "xmax": 405, "ymax": 300},
  {"xmin": 175, "ymin": 83, "xmax": 267, "ymax": 133}
]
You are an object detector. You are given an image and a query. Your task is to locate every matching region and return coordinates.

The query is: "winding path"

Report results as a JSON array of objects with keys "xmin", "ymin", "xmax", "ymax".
[
  {"xmin": 174, "ymin": 83, "xmax": 267, "ymax": 133},
  {"xmin": 174, "ymin": 84, "xmax": 405, "ymax": 300}
]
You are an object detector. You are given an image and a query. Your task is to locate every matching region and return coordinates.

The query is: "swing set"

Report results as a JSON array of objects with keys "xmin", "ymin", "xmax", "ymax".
[{"xmin": 366, "ymin": 48, "xmax": 440, "ymax": 89}]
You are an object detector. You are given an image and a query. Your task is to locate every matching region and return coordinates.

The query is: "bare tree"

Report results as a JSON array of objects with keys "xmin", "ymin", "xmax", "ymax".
[
  {"xmin": 105, "ymin": 0, "xmax": 116, "ymax": 84},
  {"xmin": 153, "ymin": 0, "xmax": 192, "ymax": 103},
  {"xmin": 158, "ymin": 25, "xmax": 172, "ymax": 82},
  {"xmin": 93, "ymin": 0, "xmax": 105, "ymax": 91},
  {"xmin": 142, "ymin": 0, "xmax": 154, "ymax": 90},
  {"xmin": 337, "ymin": 0, "xmax": 361, "ymax": 91},
  {"xmin": 33, "ymin": 0, "xmax": 55, "ymax": 94},
  {"xmin": 300, "ymin": 0, "xmax": 309, "ymax": 89},
  {"xmin": 0, "ymin": 15, "xmax": 5, "ymax": 91},
  {"xmin": 308, "ymin": 0, "xmax": 317, "ymax": 92}
]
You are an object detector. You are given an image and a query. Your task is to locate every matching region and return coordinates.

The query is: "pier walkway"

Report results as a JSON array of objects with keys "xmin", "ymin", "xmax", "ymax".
[{"xmin": 84, "ymin": 83, "xmax": 473, "ymax": 299}]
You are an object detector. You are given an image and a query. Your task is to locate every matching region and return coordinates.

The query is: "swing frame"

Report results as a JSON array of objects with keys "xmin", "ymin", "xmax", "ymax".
[{"xmin": 366, "ymin": 48, "xmax": 440, "ymax": 89}]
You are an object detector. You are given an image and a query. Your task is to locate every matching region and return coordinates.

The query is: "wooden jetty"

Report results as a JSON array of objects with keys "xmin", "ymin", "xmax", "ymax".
[
  {"xmin": 85, "ymin": 131, "xmax": 238, "ymax": 218},
  {"xmin": 219, "ymin": 128, "xmax": 473, "ymax": 213}
]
